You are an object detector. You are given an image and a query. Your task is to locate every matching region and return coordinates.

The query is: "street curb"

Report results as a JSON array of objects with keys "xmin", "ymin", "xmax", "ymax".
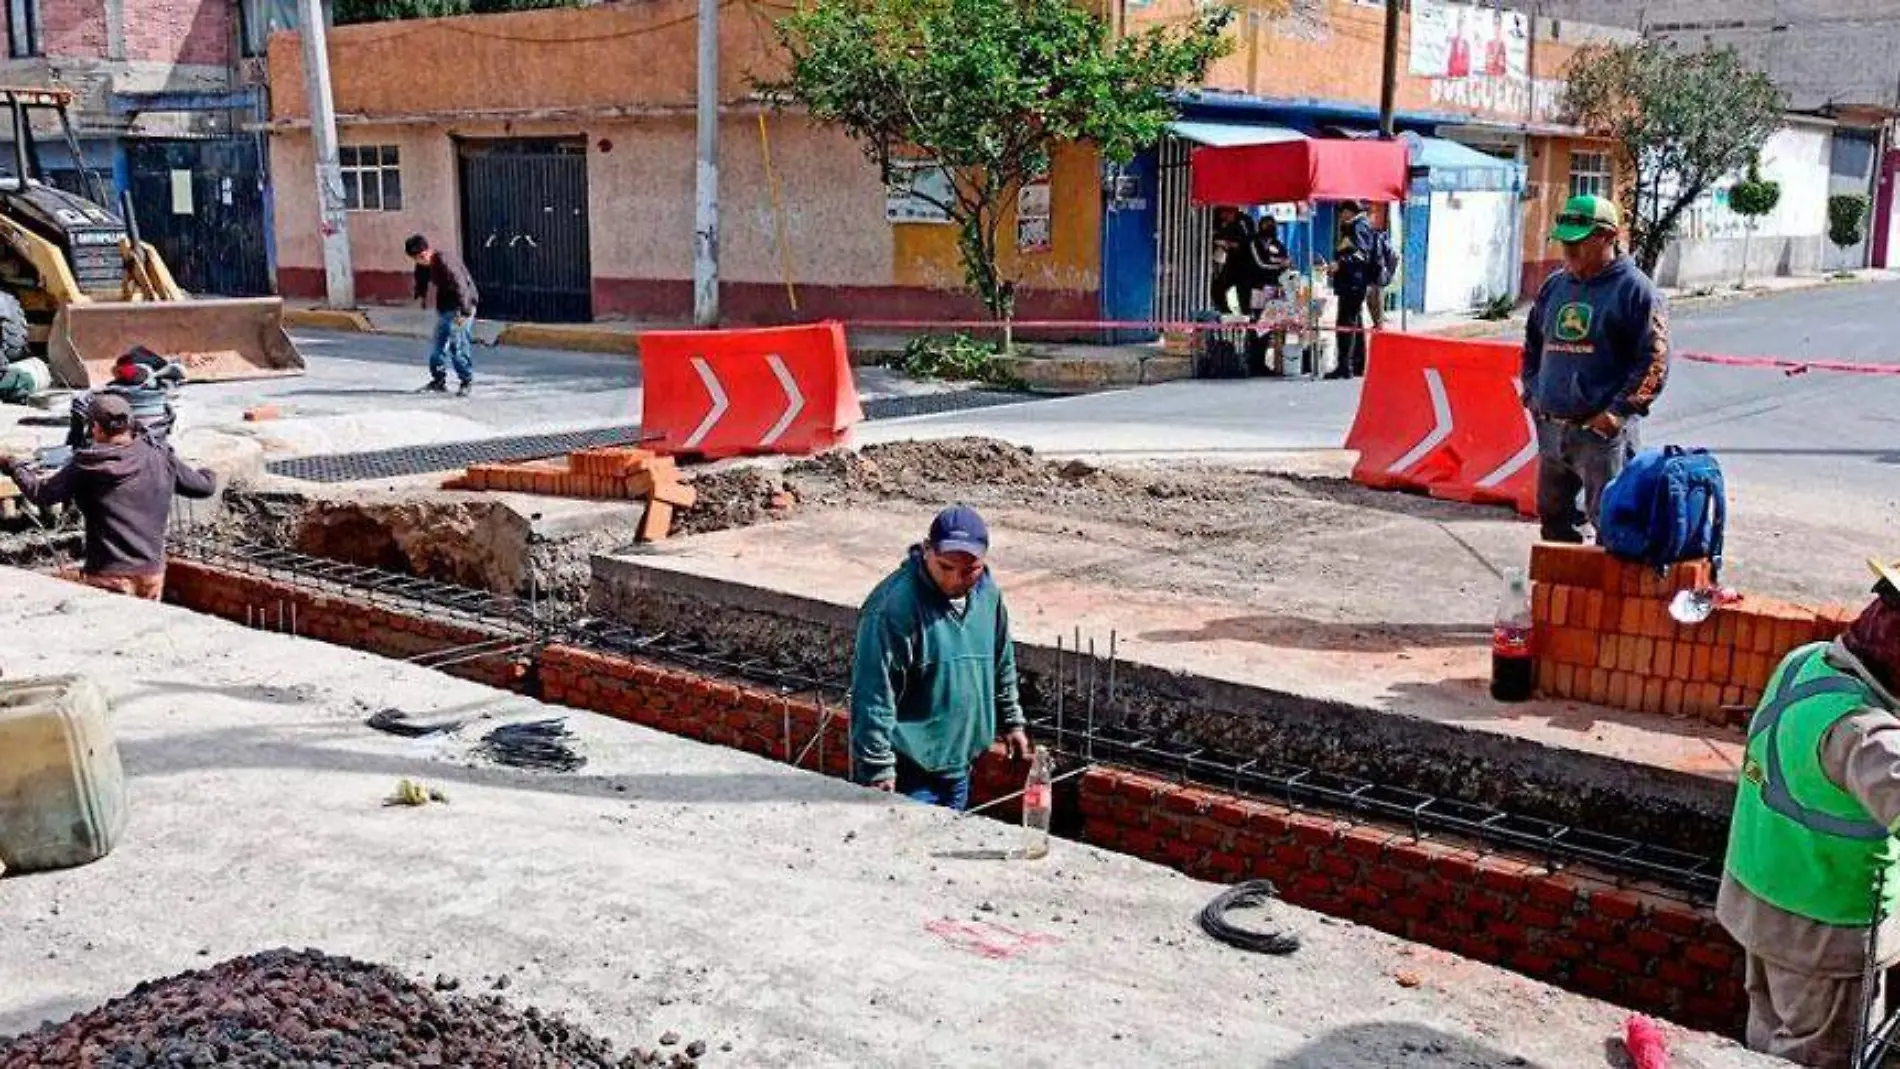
[
  {"xmin": 283, "ymin": 308, "xmax": 373, "ymax": 334},
  {"xmin": 495, "ymin": 323, "xmax": 639, "ymax": 356},
  {"xmin": 996, "ymin": 353, "xmax": 1194, "ymax": 392}
]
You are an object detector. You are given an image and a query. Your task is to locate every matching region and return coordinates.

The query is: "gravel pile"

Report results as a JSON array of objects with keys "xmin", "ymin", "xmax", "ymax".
[{"xmin": 1, "ymin": 948, "xmax": 711, "ymax": 1068}]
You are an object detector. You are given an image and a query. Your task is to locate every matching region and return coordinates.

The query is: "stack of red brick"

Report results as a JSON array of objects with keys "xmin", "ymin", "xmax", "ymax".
[
  {"xmin": 447, "ymin": 447, "xmax": 696, "ymax": 541},
  {"xmin": 1531, "ymin": 545, "xmax": 1857, "ymax": 726}
]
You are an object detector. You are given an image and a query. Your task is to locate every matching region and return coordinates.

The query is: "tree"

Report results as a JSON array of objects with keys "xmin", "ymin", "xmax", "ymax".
[
  {"xmin": 766, "ymin": 0, "xmax": 1232, "ymax": 324},
  {"xmin": 1727, "ymin": 158, "xmax": 1779, "ymax": 289},
  {"xmin": 1563, "ymin": 41, "xmax": 1782, "ymax": 275},
  {"xmin": 1828, "ymin": 193, "xmax": 1870, "ymax": 250}
]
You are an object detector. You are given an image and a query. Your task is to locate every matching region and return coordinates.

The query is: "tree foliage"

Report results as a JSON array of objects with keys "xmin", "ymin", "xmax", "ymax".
[
  {"xmin": 1828, "ymin": 193, "xmax": 1870, "ymax": 250},
  {"xmin": 765, "ymin": 0, "xmax": 1232, "ymax": 320},
  {"xmin": 333, "ymin": 0, "xmax": 577, "ymax": 25},
  {"xmin": 1564, "ymin": 41, "xmax": 1782, "ymax": 274},
  {"xmin": 1727, "ymin": 159, "xmax": 1780, "ymax": 221}
]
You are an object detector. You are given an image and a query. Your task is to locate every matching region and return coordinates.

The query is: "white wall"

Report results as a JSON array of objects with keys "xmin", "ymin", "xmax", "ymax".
[
  {"xmin": 1423, "ymin": 190, "xmax": 1515, "ymax": 313},
  {"xmin": 1676, "ymin": 124, "xmax": 1830, "ymax": 243}
]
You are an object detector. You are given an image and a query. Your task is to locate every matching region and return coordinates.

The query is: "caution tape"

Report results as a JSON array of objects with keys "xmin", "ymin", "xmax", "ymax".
[{"xmin": 1676, "ymin": 351, "xmax": 1900, "ymax": 376}]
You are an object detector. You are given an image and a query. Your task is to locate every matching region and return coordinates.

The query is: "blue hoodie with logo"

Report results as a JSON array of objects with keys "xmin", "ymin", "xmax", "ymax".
[{"xmin": 1522, "ymin": 255, "xmax": 1671, "ymax": 421}]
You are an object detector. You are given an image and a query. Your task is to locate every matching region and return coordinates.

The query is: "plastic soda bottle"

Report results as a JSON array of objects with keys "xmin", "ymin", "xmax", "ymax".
[
  {"xmin": 1491, "ymin": 567, "xmax": 1535, "ymax": 702},
  {"xmin": 1021, "ymin": 746, "xmax": 1052, "ymax": 860}
]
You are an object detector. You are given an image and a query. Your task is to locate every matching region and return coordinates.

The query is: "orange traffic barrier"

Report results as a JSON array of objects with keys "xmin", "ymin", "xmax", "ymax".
[
  {"xmin": 1343, "ymin": 332, "xmax": 1538, "ymax": 516},
  {"xmin": 639, "ymin": 321, "xmax": 864, "ymax": 460}
]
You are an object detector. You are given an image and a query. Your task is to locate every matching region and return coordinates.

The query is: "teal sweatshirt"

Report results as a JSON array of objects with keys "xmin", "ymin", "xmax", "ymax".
[{"xmin": 850, "ymin": 548, "xmax": 1024, "ymax": 784}]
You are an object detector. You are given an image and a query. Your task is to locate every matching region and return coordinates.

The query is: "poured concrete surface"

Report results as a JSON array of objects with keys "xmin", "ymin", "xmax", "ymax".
[
  {"xmin": 0, "ymin": 570, "xmax": 1775, "ymax": 1068},
  {"xmin": 600, "ymin": 504, "xmax": 1745, "ymax": 790}
]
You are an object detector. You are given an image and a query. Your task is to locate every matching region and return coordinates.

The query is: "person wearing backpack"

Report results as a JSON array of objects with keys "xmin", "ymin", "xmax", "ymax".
[
  {"xmin": 1521, "ymin": 194, "xmax": 1671, "ymax": 543},
  {"xmin": 1327, "ymin": 201, "xmax": 1392, "ymax": 380},
  {"xmin": 1718, "ymin": 558, "xmax": 1900, "ymax": 1067}
]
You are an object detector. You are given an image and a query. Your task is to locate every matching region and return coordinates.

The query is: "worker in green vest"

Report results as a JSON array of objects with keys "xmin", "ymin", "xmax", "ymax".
[{"xmin": 1720, "ymin": 557, "xmax": 1900, "ymax": 1067}]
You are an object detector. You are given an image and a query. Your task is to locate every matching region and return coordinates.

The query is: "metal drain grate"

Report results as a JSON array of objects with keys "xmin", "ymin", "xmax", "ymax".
[{"xmin": 264, "ymin": 389, "xmax": 1041, "ymax": 484}]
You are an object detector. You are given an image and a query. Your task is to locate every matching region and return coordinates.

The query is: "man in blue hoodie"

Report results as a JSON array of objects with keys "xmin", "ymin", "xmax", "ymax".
[
  {"xmin": 851, "ymin": 505, "xmax": 1031, "ymax": 810},
  {"xmin": 1522, "ymin": 195, "xmax": 1671, "ymax": 543}
]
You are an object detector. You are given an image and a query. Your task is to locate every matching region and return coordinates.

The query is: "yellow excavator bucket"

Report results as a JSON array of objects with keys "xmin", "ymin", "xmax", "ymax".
[{"xmin": 44, "ymin": 297, "xmax": 306, "ymax": 389}]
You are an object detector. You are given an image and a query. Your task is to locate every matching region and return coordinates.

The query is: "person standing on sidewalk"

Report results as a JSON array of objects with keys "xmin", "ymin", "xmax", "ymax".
[
  {"xmin": 1719, "ymin": 558, "xmax": 1900, "ymax": 1068},
  {"xmin": 0, "ymin": 394, "xmax": 216, "ymax": 600},
  {"xmin": 850, "ymin": 505, "xmax": 1032, "ymax": 810},
  {"xmin": 1328, "ymin": 201, "xmax": 1378, "ymax": 380},
  {"xmin": 405, "ymin": 234, "xmax": 478, "ymax": 397},
  {"xmin": 1521, "ymin": 195, "xmax": 1670, "ymax": 543}
]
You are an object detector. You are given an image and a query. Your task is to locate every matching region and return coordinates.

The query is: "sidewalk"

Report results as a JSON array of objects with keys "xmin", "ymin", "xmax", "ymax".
[{"xmin": 283, "ymin": 267, "xmax": 1897, "ymax": 393}]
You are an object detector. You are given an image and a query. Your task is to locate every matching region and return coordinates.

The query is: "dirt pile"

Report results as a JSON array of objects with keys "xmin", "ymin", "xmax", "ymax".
[
  {"xmin": 0, "ymin": 948, "xmax": 711, "ymax": 1068},
  {"xmin": 674, "ymin": 465, "xmax": 795, "ymax": 537}
]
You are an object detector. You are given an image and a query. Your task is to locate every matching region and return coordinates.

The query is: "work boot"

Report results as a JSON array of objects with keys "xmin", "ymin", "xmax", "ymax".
[
  {"xmin": 456, "ymin": 381, "xmax": 473, "ymax": 398},
  {"xmin": 417, "ymin": 379, "xmax": 447, "ymax": 394}
]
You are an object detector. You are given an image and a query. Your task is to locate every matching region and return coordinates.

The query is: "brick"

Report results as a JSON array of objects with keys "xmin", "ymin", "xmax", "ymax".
[
  {"xmin": 1431, "ymin": 851, "xmax": 1481, "ymax": 884},
  {"xmin": 1597, "ymin": 634, "xmax": 1623, "ymax": 671},
  {"xmin": 1162, "ymin": 786, "xmax": 1215, "ymax": 817},
  {"xmin": 1550, "ymin": 586, "xmax": 1572, "ymax": 627},
  {"xmin": 1574, "ymin": 963, "xmax": 1620, "ymax": 997},
  {"xmin": 1599, "ymin": 946, "xmax": 1647, "ymax": 976},
  {"xmin": 1339, "ymin": 825, "xmax": 1392, "ymax": 861},
  {"xmin": 1710, "ymin": 644, "xmax": 1735, "ymax": 681},
  {"xmin": 1510, "ymin": 951, "xmax": 1563, "ymax": 977},
  {"xmin": 1209, "ymin": 798, "xmax": 1259, "ymax": 827},
  {"xmin": 1551, "ymin": 661, "xmax": 1578, "ymax": 698},
  {"xmin": 1631, "ymin": 638, "xmax": 1655, "ymax": 676},
  {"xmin": 1533, "ymin": 583, "xmax": 1555, "ymax": 625},
  {"xmin": 1650, "ymin": 908, "xmax": 1709, "ymax": 940},
  {"xmin": 1514, "ymin": 906, "xmax": 1565, "ymax": 930},
  {"xmin": 1626, "ymin": 927, "xmax": 1676, "ymax": 956},
  {"xmin": 1474, "ymin": 855, "xmax": 1535, "ymax": 896},
  {"xmin": 1317, "ymin": 854, "xmax": 1359, "ymax": 880},
  {"xmin": 1649, "ymin": 640, "xmax": 1677, "ymax": 678},
  {"xmin": 1526, "ymin": 878, "xmax": 1577, "ymax": 912},
  {"xmin": 1288, "ymin": 814, "xmax": 1342, "ymax": 848},
  {"xmin": 1657, "ymin": 958, "xmax": 1708, "ymax": 991},
  {"xmin": 1689, "ymin": 644, "xmax": 1713, "ymax": 682},
  {"xmin": 1485, "ymin": 919, "xmax": 1530, "ymax": 947},
  {"xmin": 1529, "ymin": 544, "xmax": 1606, "ymax": 589},
  {"xmin": 1203, "ymin": 851, "xmax": 1246, "ymax": 880},
  {"xmin": 1341, "ymin": 883, "xmax": 1385, "ymax": 910},
  {"xmin": 1640, "ymin": 676, "xmax": 1666, "ymax": 714},
  {"xmin": 1607, "ymin": 672, "xmax": 1632, "ymax": 709},
  {"xmin": 1464, "ymin": 889, "xmax": 1509, "ymax": 916},
  {"xmin": 1390, "ymin": 896, "xmax": 1432, "ymax": 921},
  {"xmin": 1271, "ymin": 844, "xmax": 1314, "ymax": 869},
  {"xmin": 1368, "ymin": 866, "xmax": 1411, "ymax": 893},
  {"xmin": 1186, "ymin": 821, "xmax": 1228, "ymax": 850},
  {"xmin": 1620, "ymin": 599, "xmax": 1646, "ymax": 636},
  {"xmin": 1590, "ymin": 890, "xmax": 1645, "ymax": 922},
  {"xmin": 1586, "ymin": 668, "xmax": 1612, "ymax": 705},
  {"xmin": 1684, "ymin": 941, "xmax": 1736, "ymax": 972},
  {"xmin": 1663, "ymin": 680, "xmax": 1686, "ymax": 717}
]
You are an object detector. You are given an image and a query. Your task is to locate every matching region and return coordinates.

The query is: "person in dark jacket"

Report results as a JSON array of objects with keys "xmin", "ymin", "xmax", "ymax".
[
  {"xmin": 1522, "ymin": 195, "xmax": 1671, "ymax": 543},
  {"xmin": 1328, "ymin": 201, "xmax": 1378, "ymax": 380},
  {"xmin": 2, "ymin": 393, "xmax": 217, "ymax": 600},
  {"xmin": 851, "ymin": 505, "xmax": 1031, "ymax": 810},
  {"xmin": 68, "ymin": 346, "xmax": 184, "ymax": 450},
  {"xmin": 406, "ymin": 233, "xmax": 479, "ymax": 396},
  {"xmin": 1210, "ymin": 207, "xmax": 1259, "ymax": 314}
]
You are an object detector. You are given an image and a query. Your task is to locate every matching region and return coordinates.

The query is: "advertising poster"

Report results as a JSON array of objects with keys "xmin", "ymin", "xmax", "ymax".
[
  {"xmin": 1409, "ymin": 0, "xmax": 1528, "ymax": 83},
  {"xmin": 1017, "ymin": 179, "xmax": 1052, "ymax": 254}
]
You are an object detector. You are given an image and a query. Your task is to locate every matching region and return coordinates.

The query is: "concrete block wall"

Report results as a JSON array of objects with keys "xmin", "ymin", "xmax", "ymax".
[
  {"xmin": 1530, "ymin": 545, "xmax": 1857, "ymax": 727},
  {"xmin": 161, "ymin": 556, "xmax": 1750, "ymax": 1036}
]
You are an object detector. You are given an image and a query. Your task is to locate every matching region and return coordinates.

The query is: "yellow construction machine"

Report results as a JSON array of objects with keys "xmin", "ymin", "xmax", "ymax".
[{"xmin": 0, "ymin": 86, "xmax": 304, "ymax": 388}]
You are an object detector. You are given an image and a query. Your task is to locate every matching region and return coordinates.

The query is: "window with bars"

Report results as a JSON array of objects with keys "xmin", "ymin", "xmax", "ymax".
[
  {"xmin": 1567, "ymin": 151, "xmax": 1612, "ymax": 200},
  {"xmin": 340, "ymin": 145, "xmax": 402, "ymax": 212},
  {"xmin": 8, "ymin": 0, "xmax": 39, "ymax": 58}
]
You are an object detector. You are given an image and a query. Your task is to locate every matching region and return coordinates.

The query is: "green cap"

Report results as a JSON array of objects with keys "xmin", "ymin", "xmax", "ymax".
[{"xmin": 1550, "ymin": 195, "xmax": 1621, "ymax": 243}]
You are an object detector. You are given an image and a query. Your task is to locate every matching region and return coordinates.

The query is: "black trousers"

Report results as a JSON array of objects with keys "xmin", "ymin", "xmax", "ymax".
[{"xmin": 1334, "ymin": 288, "xmax": 1368, "ymax": 378}]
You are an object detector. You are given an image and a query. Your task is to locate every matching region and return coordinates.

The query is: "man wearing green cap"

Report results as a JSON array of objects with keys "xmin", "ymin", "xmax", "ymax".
[{"xmin": 1521, "ymin": 194, "xmax": 1671, "ymax": 543}]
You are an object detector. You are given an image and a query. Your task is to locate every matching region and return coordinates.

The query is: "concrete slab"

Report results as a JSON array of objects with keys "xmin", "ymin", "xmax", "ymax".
[
  {"xmin": 596, "ymin": 504, "xmax": 1744, "ymax": 791},
  {"xmin": 0, "ymin": 569, "xmax": 1774, "ymax": 1068}
]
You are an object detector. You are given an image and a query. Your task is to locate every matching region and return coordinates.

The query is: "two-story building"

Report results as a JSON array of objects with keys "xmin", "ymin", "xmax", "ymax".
[{"xmin": 0, "ymin": 0, "xmax": 284, "ymax": 295}]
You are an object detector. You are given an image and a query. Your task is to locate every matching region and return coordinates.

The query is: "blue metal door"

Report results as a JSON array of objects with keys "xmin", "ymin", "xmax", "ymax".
[{"xmin": 1099, "ymin": 149, "xmax": 1159, "ymax": 343}]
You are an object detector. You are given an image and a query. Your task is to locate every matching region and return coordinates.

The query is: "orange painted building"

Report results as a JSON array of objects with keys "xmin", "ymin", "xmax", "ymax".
[{"xmin": 265, "ymin": 3, "xmax": 1100, "ymax": 322}]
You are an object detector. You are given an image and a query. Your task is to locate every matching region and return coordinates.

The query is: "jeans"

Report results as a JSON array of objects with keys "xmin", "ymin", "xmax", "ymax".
[
  {"xmin": 1535, "ymin": 414, "xmax": 1639, "ymax": 543},
  {"xmin": 895, "ymin": 752, "xmax": 971, "ymax": 812},
  {"xmin": 429, "ymin": 311, "xmax": 475, "ymax": 385}
]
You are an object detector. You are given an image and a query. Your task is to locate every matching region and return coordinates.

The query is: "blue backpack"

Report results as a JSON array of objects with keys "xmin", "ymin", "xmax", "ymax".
[{"xmin": 1596, "ymin": 447, "xmax": 1727, "ymax": 579}]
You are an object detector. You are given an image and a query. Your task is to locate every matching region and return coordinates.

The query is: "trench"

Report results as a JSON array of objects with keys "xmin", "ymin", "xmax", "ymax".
[{"xmin": 131, "ymin": 520, "xmax": 1751, "ymax": 1039}]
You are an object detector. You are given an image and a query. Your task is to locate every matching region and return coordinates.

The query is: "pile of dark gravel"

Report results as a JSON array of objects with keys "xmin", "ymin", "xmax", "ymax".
[{"xmin": 0, "ymin": 948, "xmax": 710, "ymax": 1068}]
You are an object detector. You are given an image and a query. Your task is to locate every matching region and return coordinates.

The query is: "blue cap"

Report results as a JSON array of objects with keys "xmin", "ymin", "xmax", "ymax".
[{"xmin": 928, "ymin": 505, "xmax": 989, "ymax": 558}]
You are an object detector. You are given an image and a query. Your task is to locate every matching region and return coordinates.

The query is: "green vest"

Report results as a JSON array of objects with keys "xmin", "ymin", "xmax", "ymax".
[{"xmin": 1727, "ymin": 643, "xmax": 1896, "ymax": 926}]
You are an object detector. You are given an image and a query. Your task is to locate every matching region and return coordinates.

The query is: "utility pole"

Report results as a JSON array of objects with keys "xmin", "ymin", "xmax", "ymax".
[
  {"xmin": 1379, "ymin": 0, "xmax": 1401, "ymax": 139},
  {"xmin": 298, "ymin": 0, "xmax": 354, "ymax": 308},
  {"xmin": 692, "ymin": 0, "xmax": 720, "ymax": 326}
]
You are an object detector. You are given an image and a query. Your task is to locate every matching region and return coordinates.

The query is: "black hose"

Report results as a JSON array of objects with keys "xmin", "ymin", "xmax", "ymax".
[{"xmin": 1198, "ymin": 879, "xmax": 1302, "ymax": 955}]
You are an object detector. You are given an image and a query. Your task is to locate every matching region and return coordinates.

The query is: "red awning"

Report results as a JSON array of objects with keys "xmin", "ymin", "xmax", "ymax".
[{"xmin": 1189, "ymin": 138, "xmax": 1410, "ymax": 207}]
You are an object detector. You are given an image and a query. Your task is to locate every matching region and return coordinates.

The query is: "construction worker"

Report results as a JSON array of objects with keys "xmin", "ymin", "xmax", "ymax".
[
  {"xmin": 850, "ymin": 505, "xmax": 1031, "ymax": 810},
  {"xmin": 1719, "ymin": 557, "xmax": 1900, "ymax": 1067},
  {"xmin": 0, "ymin": 393, "xmax": 216, "ymax": 600}
]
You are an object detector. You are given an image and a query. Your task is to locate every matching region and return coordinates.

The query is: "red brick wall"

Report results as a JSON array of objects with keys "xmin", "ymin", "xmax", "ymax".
[
  {"xmin": 163, "ymin": 557, "xmax": 1747, "ymax": 1035},
  {"xmin": 41, "ymin": 0, "xmax": 110, "ymax": 58},
  {"xmin": 126, "ymin": 0, "xmax": 233, "ymax": 67},
  {"xmin": 1080, "ymin": 766, "xmax": 1744, "ymax": 1034},
  {"xmin": 165, "ymin": 560, "xmax": 526, "ymax": 691},
  {"xmin": 1530, "ymin": 545, "xmax": 1857, "ymax": 727}
]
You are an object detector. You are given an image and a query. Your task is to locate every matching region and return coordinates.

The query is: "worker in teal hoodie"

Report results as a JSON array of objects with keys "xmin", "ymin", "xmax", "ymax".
[{"xmin": 851, "ymin": 505, "xmax": 1031, "ymax": 809}]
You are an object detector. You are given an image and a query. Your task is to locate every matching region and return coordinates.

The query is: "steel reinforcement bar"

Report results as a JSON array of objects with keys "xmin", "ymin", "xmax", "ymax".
[{"xmin": 169, "ymin": 535, "xmax": 1722, "ymax": 902}]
